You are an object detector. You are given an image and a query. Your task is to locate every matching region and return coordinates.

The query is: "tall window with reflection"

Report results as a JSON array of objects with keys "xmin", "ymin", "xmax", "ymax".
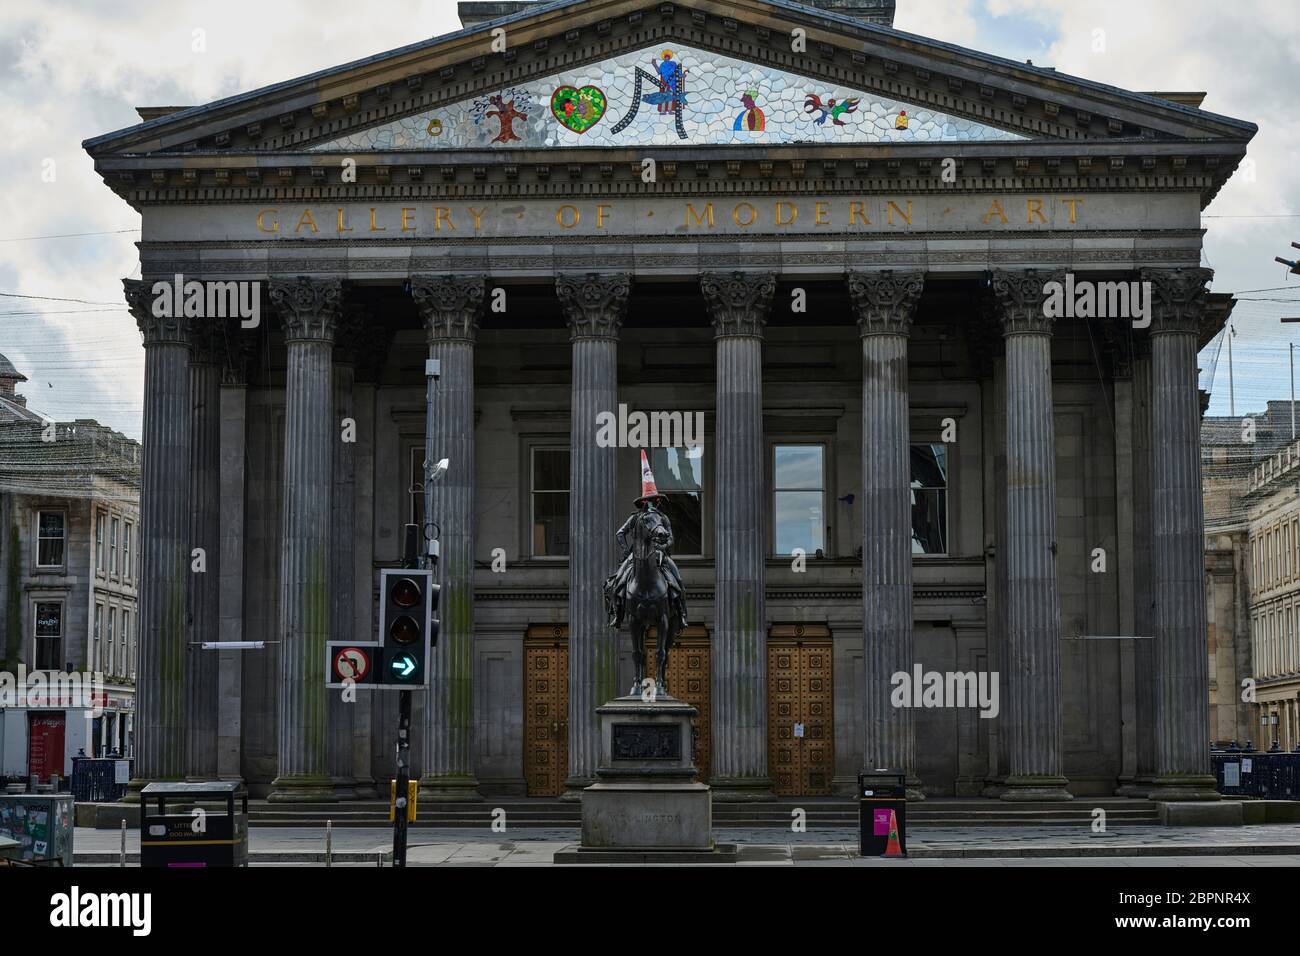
[
  {"xmin": 773, "ymin": 445, "xmax": 825, "ymax": 557},
  {"xmin": 35, "ymin": 602, "xmax": 63, "ymax": 670},
  {"xmin": 650, "ymin": 446, "xmax": 704, "ymax": 555},
  {"xmin": 531, "ymin": 446, "xmax": 570, "ymax": 556},
  {"xmin": 911, "ymin": 443, "xmax": 948, "ymax": 555}
]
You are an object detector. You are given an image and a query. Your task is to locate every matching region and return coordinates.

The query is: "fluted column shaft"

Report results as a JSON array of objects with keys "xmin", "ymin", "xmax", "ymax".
[
  {"xmin": 186, "ymin": 327, "xmax": 222, "ymax": 780},
  {"xmin": 412, "ymin": 276, "xmax": 485, "ymax": 800},
  {"xmin": 124, "ymin": 279, "xmax": 191, "ymax": 788},
  {"xmin": 216, "ymin": 353, "xmax": 249, "ymax": 783},
  {"xmin": 703, "ymin": 272, "xmax": 775, "ymax": 800},
  {"xmin": 558, "ymin": 274, "xmax": 629, "ymax": 792},
  {"xmin": 991, "ymin": 270, "xmax": 1071, "ymax": 801},
  {"xmin": 1144, "ymin": 267, "xmax": 1219, "ymax": 800},
  {"xmin": 268, "ymin": 277, "xmax": 340, "ymax": 802},
  {"xmin": 849, "ymin": 271, "xmax": 924, "ymax": 796},
  {"xmin": 1131, "ymin": 344, "xmax": 1158, "ymax": 788},
  {"xmin": 327, "ymin": 331, "xmax": 358, "ymax": 798}
]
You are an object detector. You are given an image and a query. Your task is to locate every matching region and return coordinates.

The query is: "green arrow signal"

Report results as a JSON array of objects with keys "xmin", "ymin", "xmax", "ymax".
[{"xmin": 391, "ymin": 655, "xmax": 417, "ymax": 679}]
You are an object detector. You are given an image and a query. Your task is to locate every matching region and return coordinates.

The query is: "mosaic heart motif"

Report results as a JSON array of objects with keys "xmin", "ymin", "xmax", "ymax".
[{"xmin": 551, "ymin": 85, "xmax": 607, "ymax": 134}]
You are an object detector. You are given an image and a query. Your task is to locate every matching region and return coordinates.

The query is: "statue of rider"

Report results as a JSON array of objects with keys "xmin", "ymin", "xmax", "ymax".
[{"xmin": 604, "ymin": 451, "xmax": 689, "ymax": 631}]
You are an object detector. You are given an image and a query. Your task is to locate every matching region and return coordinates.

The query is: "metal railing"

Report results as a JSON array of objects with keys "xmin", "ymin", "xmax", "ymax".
[
  {"xmin": 71, "ymin": 758, "xmax": 130, "ymax": 802},
  {"xmin": 1211, "ymin": 749, "xmax": 1300, "ymax": 799}
]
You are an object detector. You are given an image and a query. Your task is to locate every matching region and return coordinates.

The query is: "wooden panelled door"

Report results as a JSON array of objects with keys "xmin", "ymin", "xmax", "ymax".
[
  {"xmin": 524, "ymin": 626, "xmax": 568, "ymax": 797},
  {"xmin": 767, "ymin": 625, "xmax": 834, "ymax": 796},
  {"xmin": 644, "ymin": 626, "xmax": 711, "ymax": 782}
]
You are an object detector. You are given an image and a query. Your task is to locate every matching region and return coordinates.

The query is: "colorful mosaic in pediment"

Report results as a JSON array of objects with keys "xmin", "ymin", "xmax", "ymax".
[{"xmin": 311, "ymin": 44, "xmax": 1025, "ymax": 151}]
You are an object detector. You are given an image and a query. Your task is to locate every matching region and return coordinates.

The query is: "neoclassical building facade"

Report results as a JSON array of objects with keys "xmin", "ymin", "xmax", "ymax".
[{"xmin": 84, "ymin": 0, "xmax": 1253, "ymax": 801}]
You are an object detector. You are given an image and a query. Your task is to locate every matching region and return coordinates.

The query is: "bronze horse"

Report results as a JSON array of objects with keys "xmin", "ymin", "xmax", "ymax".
[{"xmin": 619, "ymin": 507, "xmax": 682, "ymax": 697}]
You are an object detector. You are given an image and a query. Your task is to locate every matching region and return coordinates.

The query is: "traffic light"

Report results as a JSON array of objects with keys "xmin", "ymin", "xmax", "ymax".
[
  {"xmin": 379, "ymin": 568, "xmax": 437, "ymax": 687},
  {"xmin": 1275, "ymin": 242, "xmax": 1300, "ymax": 276}
]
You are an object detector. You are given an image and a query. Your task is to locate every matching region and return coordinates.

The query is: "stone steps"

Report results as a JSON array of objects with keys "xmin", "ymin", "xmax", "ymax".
[{"xmin": 241, "ymin": 797, "xmax": 1161, "ymax": 828}]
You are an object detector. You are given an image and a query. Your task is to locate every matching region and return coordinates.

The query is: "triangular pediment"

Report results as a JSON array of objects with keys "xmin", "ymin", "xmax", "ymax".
[
  {"xmin": 310, "ymin": 43, "xmax": 1024, "ymax": 151},
  {"xmin": 83, "ymin": 0, "xmax": 1254, "ymax": 210}
]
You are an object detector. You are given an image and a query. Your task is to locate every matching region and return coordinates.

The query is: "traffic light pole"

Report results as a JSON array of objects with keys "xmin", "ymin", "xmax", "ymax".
[
  {"xmin": 393, "ymin": 688, "xmax": 412, "ymax": 867},
  {"xmin": 392, "ymin": 524, "xmax": 420, "ymax": 868},
  {"xmin": 390, "ymin": 356, "xmax": 443, "ymax": 867}
]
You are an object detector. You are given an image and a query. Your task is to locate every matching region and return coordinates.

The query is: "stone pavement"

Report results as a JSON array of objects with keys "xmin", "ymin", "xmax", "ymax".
[{"xmin": 69, "ymin": 823, "xmax": 1300, "ymax": 865}]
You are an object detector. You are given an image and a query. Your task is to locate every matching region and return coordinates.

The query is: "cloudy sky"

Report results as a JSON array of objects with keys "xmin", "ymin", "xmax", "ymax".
[{"xmin": 1, "ymin": 0, "xmax": 1296, "ymax": 439}]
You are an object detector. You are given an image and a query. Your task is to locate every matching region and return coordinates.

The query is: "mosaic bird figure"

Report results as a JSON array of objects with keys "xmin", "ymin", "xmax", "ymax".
[{"xmin": 804, "ymin": 94, "xmax": 861, "ymax": 127}]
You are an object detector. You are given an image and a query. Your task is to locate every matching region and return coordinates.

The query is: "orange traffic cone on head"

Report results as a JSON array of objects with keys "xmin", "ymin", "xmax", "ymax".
[
  {"xmin": 884, "ymin": 809, "xmax": 904, "ymax": 856},
  {"xmin": 635, "ymin": 449, "xmax": 668, "ymax": 507}
]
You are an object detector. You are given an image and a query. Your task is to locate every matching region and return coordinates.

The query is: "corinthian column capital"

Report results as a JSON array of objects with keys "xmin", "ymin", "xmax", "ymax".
[
  {"xmin": 701, "ymin": 271, "xmax": 776, "ymax": 338},
  {"xmin": 1140, "ymin": 267, "xmax": 1214, "ymax": 335},
  {"xmin": 188, "ymin": 317, "xmax": 227, "ymax": 366},
  {"xmin": 124, "ymin": 278, "xmax": 190, "ymax": 347},
  {"xmin": 269, "ymin": 276, "xmax": 342, "ymax": 343},
  {"xmin": 411, "ymin": 275, "xmax": 485, "ymax": 344},
  {"xmin": 333, "ymin": 303, "xmax": 373, "ymax": 364},
  {"xmin": 847, "ymin": 270, "xmax": 925, "ymax": 337},
  {"xmin": 556, "ymin": 273, "xmax": 630, "ymax": 340},
  {"xmin": 991, "ymin": 269, "xmax": 1066, "ymax": 336}
]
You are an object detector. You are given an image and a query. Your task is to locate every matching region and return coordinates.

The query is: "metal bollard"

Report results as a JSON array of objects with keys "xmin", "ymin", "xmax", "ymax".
[
  {"xmin": 326, "ymin": 820, "xmax": 332, "ymax": 868},
  {"xmin": 120, "ymin": 818, "xmax": 127, "ymax": 867}
]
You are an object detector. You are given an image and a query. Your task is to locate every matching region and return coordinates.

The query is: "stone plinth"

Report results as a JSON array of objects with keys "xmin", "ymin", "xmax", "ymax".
[{"xmin": 556, "ymin": 695, "xmax": 735, "ymax": 863}]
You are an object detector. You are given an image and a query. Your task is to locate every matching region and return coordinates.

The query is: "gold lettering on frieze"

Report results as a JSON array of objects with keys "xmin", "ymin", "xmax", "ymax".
[
  {"xmin": 249, "ymin": 197, "xmax": 1091, "ymax": 239},
  {"xmin": 886, "ymin": 200, "xmax": 912, "ymax": 226},
  {"xmin": 983, "ymin": 199, "xmax": 1009, "ymax": 225},
  {"xmin": 686, "ymin": 202, "xmax": 714, "ymax": 228},
  {"xmin": 556, "ymin": 205, "xmax": 580, "ymax": 229}
]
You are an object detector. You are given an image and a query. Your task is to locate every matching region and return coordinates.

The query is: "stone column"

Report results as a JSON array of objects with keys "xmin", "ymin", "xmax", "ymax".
[
  {"xmin": 268, "ymin": 276, "xmax": 341, "ymax": 802},
  {"xmin": 412, "ymin": 275, "xmax": 486, "ymax": 801},
  {"xmin": 123, "ymin": 278, "xmax": 191, "ymax": 791},
  {"xmin": 350, "ymin": 328, "xmax": 391, "ymax": 799},
  {"xmin": 186, "ymin": 318, "xmax": 222, "ymax": 780},
  {"xmin": 702, "ymin": 271, "xmax": 776, "ymax": 801},
  {"xmin": 1130, "ymin": 337, "xmax": 1159, "ymax": 794},
  {"xmin": 326, "ymin": 305, "xmax": 367, "ymax": 800},
  {"xmin": 990, "ymin": 270, "xmax": 1071, "ymax": 801},
  {"xmin": 848, "ymin": 271, "xmax": 925, "ymax": 800},
  {"xmin": 1143, "ymin": 267, "xmax": 1220, "ymax": 800},
  {"xmin": 216, "ymin": 336, "xmax": 252, "ymax": 784},
  {"xmin": 557, "ymin": 273, "xmax": 630, "ymax": 797}
]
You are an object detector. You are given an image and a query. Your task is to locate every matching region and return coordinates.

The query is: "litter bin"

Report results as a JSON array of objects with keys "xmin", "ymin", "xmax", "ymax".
[
  {"xmin": 858, "ymin": 770, "xmax": 906, "ymax": 858},
  {"xmin": 140, "ymin": 782, "xmax": 248, "ymax": 867}
]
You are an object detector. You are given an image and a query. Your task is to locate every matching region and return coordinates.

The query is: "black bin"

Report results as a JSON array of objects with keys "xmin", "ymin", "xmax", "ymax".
[
  {"xmin": 140, "ymin": 782, "xmax": 248, "ymax": 868},
  {"xmin": 858, "ymin": 770, "xmax": 906, "ymax": 857}
]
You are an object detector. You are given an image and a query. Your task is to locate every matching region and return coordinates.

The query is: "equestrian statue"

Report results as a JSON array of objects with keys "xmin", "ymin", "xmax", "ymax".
[{"xmin": 603, "ymin": 450, "xmax": 689, "ymax": 697}]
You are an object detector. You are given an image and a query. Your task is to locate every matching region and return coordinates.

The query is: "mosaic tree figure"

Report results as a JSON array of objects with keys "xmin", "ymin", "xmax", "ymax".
[{"xmin": 485, "ymin": 94, "xmax": 528, "ymax": 144}]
